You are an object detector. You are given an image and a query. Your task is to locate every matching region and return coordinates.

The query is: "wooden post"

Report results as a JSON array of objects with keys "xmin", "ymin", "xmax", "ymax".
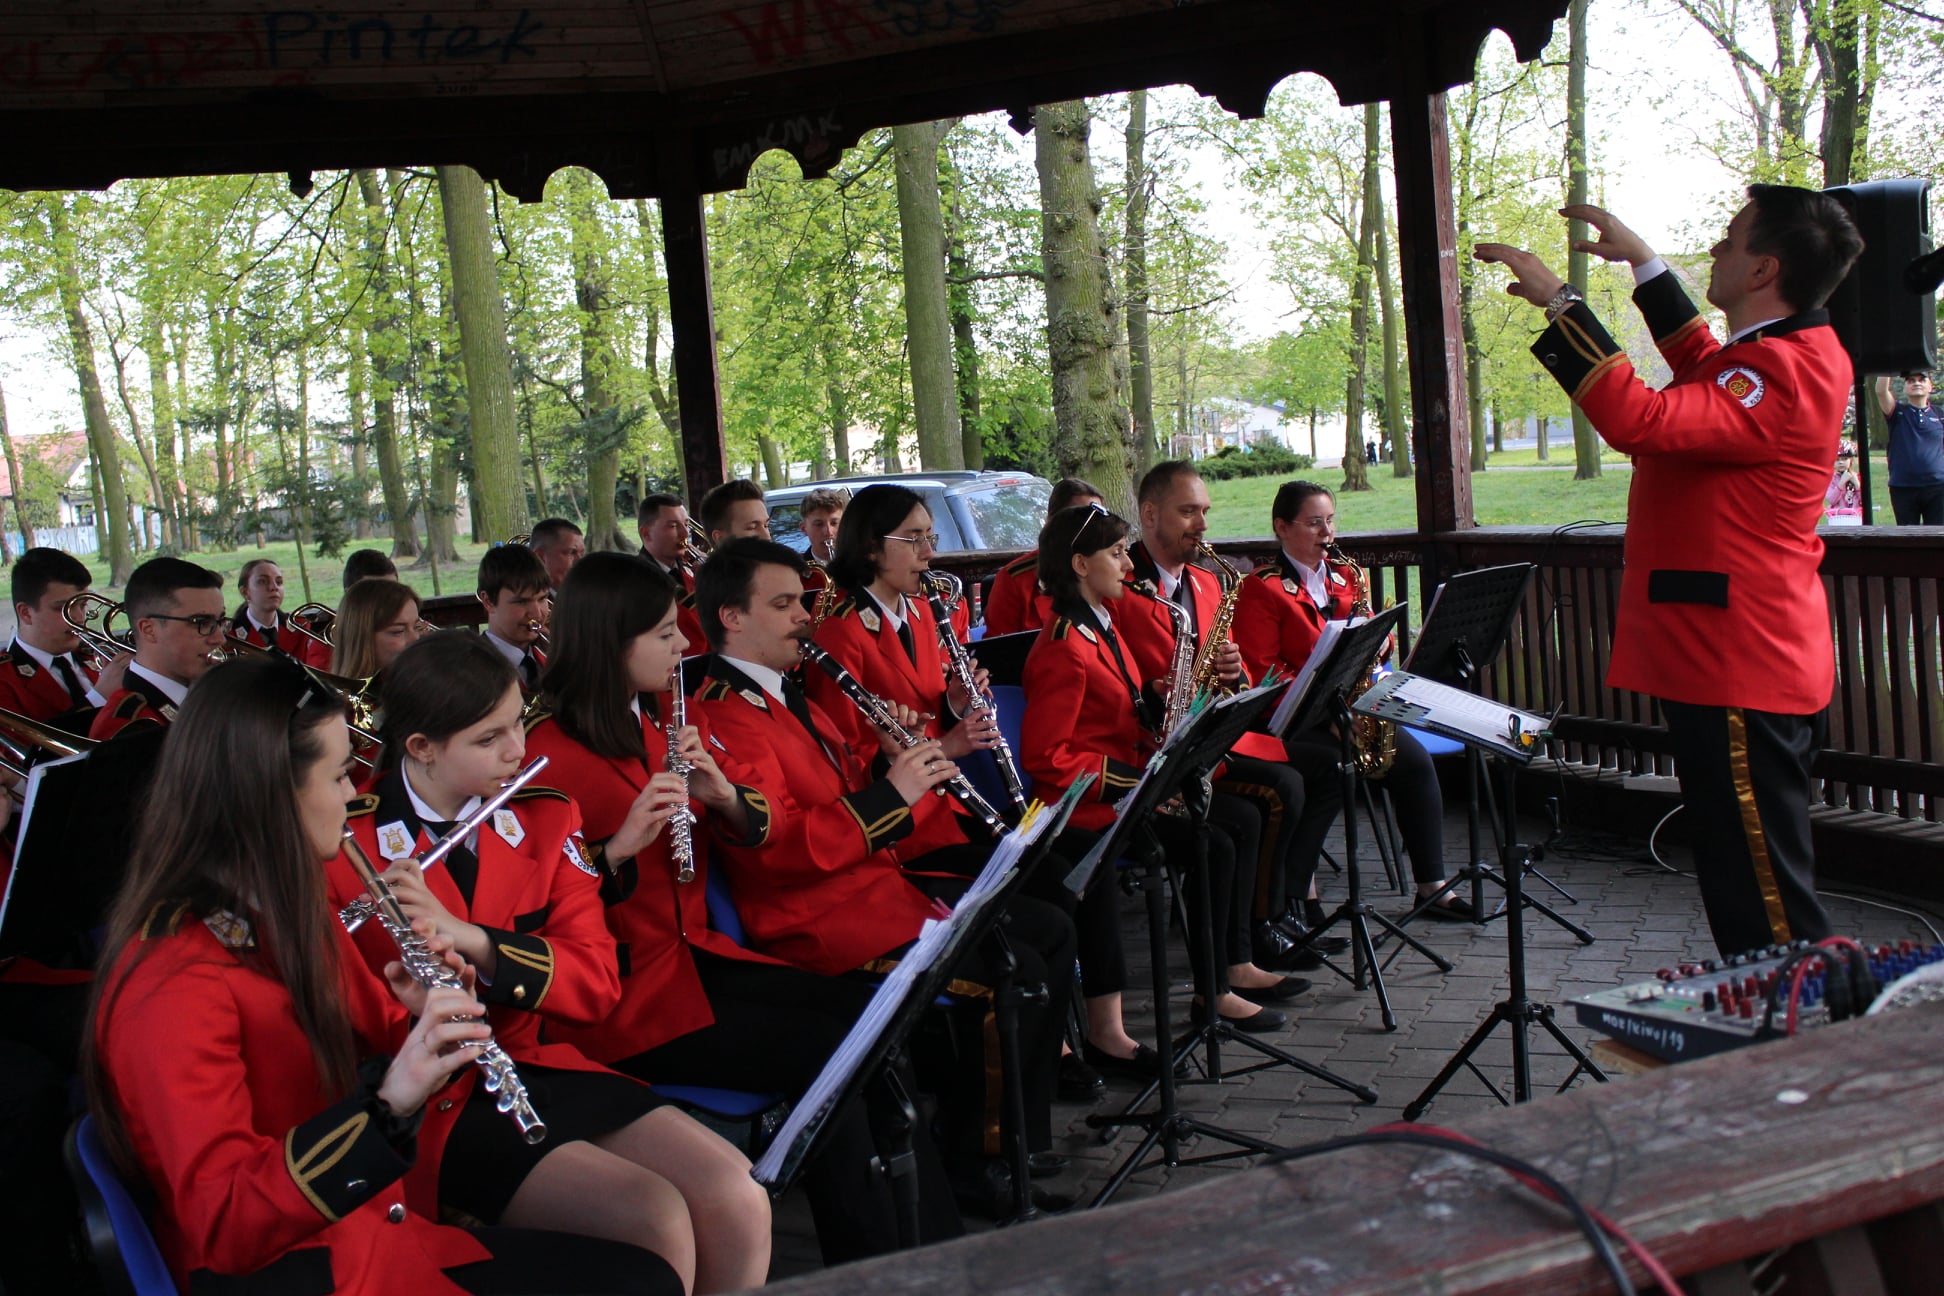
[
  {"xmin": 1389, "ymin": 74, "xmax": 1474, "ymax": 540},
  {"xmin": 658, "ymin": 131, "xmax": 728, "ymax": 504}
]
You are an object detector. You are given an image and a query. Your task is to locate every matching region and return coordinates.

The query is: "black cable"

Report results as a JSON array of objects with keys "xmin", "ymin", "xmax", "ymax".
[{"xmin": 1262, "ymin": 1128, "xmax": 1637, "ymax": 1295}]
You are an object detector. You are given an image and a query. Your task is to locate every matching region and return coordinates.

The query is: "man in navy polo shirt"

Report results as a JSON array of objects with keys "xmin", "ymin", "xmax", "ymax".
[{"xmin": 1875, "ymin": 370, "xmax": 1944, "ymax": 524}]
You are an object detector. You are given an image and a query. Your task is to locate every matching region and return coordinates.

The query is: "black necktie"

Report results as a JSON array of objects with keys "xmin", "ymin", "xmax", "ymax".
[
  {"xmin": 1172, "ymin": 573, "xmax": 1198, "ymax": 635},
  {"xmin": 519, "ymin": 650, "xmax": 539, "ymax": 691},
  {"xmin": 894, "ymin": 617, "xmax": 916, "ymax": 662},
  {"xmin": 423, "ymin": 820, "xmax": 480, "ymax": 908},
  {"xmin": 50, "ymin": 654, "xmax": 87, "ymax": 705},
  {"xmin": 780, "ymin": 678, "xmax": 841, "ymax": 769}
]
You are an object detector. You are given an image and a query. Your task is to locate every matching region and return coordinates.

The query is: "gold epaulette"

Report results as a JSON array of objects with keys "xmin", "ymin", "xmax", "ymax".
[
  {"xmin": 110, "ymin": 692, "xmax": 148, "ymax": 720},
  {"xmin": 1249, "ymin": 566, "xmax": 1281, "ymax": 584},
  {"xmin": 344, "ymin": 793, "xmax": 380, "ymax": 819},
  {"xmin": 1002, "ymin": 551, "xmax": 1038, "ymax": 576},
  {"xmin": 522, "ymin": 707, "xmax": 553, "ymax": 733},
  {"xmin": 698, "ymin": 678, "xmax": 735, "ymax": 702},
  {"xmin": 511, "ymin": 785, "xmax": 571, "ymax": 805},
  {"xmin": 139, "ymin": 900, "xmax": 190, "ymax": 940},
  {"xmin": 1050, "ymin": 617, "xmax": 1074, "ymax": 641}
]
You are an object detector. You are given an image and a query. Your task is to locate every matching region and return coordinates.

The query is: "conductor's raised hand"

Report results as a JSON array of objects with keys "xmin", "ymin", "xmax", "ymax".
[
  {"xmin": 1560, "ymin": 205, "xmax": 1655, "ymax": 266},
  {"xmin": 1472, "ymin": 243, "xmax": 1564, "ymax": 310}
]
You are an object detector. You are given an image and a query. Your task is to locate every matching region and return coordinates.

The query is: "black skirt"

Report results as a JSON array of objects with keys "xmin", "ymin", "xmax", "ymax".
[{"xmin": 440, "ymin": 1064, "xmax": 672, "ymax": 1223}]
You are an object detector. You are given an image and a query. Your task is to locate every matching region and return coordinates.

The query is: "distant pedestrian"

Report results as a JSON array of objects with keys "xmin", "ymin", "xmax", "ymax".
[{"xmin": 1874, "ymin": 371, "xmax": 1944, "ymax": 524}]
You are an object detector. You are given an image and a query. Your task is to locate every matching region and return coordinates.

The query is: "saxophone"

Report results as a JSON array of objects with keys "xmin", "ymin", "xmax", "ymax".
[
  {"xmin": 1156, "ymin": 594, "xmax": 1198, "ymax": 743},
  {"xmin": 664, "ymin": 677, "xmax": 697, "ymax": 884},
  {"xmin": 1325, "ymin": 542, "xmax": 1398, "ymax": 778},
  {"xmin": 1189, "ymin": 541, "xmax": 1245, "ymax": 696}
]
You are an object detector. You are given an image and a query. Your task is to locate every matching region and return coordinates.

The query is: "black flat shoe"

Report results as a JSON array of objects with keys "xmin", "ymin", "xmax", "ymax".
[
  {"xmin": 1027, "ymin": 1151, "xmax": 1069, "ymax": 1179},
  {"xmin": 1223, "ymin": 1005, "xmax": 1287, "ymax": 1033},
  {"xmin": 1276, "ymin": 908, "xmax": 1351, "ymax": 956},
  {"xmin": 1234, "ymin": 976, "xmax": 1310, "ymax": 1004},
  {"xmin": 1057, "ymin": 1053, "xmax": 1104, "ymax": 1102},
  {"xmin": 1418, "ymin": 893, "xmax": 1482, "ymax": 922},
  {"xmin": 1252, "ymin": 920, "xmax": 1324, "ymax": 972},
  {"xmin": 1081, "ymin": 1040, "xmax": 1161, "ymax": 1078}
]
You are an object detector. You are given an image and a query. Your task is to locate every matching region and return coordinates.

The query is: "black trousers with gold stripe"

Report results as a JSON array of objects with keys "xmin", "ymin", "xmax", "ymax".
[{"xmin": 1662, "ymin": 700, "xmax": 1833, "ymax": 957}]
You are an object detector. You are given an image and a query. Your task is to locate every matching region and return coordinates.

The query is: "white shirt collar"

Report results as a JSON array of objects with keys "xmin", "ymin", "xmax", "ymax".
[
  {"xmin": 246, "ymin": 608, "xmax": 280, "ymax": 635},
  {"xmin": 1084, "ymin": 602, "xmax": 1114, "ymax": 632},
  {"xmin": 1153, "ymin": 562, "xmax": 1188, "ymax": 600},
  {"xmin": 480, "ymin": 628, "xmax": 527, "ymax": 666},
  {"xmin": 127, "ymin": 661, "xmax": 190, "ymax": 707},
  {"xmin": 1283, "ymin": 551, "xmax": 1330, "ymax": 607},
  {"xmin": 1724, "ymin": 316, "xmax": 1786, "ymax": 347},
  {"xmin": 862, "ymin": 587, "xmax": 908, "ymax": 633},
  {"xmin": 720, "ymin": 655, "xmax": 790, "ymax": 709},
  {"xmin": 401, "ymin": 763, "xmax": 483, "ymax": 831},
  {"xmin": 11, "ymin": 637, "xmax": 74, "ymax": 673}
]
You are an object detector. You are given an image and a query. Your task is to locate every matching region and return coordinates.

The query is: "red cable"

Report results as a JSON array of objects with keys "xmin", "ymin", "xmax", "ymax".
[
  {"xmin": 1383, "ymin": 1122, "xmax": 1688, "ymax": 1296},
  {"xmin": 1785, "ymin": 957, "xmax": 1817, "ymax": 1035}
]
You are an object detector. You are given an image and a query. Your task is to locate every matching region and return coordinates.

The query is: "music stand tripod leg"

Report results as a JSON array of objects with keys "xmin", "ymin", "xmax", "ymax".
[
  {"xmin": 866, "ymin": 1053, "xmax": 925, "ymax": 1250},
  {"xmin": 987, "ymin": 924, "xmax": 1047, "ymax": 1224}
]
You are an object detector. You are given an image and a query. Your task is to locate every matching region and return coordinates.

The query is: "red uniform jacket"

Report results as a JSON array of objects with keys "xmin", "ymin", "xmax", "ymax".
[
  {"xmin": 693, "ymin": 656, "xmax": 950, "ymax": 976},
  {"xmin": 330, "ymin": 772, "xmax": 624, "ymax": 1079},
  {"xmin": 1534, "ymin": 272, "xmax": 1846, "ymax": 714},
  {"xmin": 1020, "ymin": 608, "xmax": 1151, "ymax": 832},
  {"xmin": 0, "ymin": 639, "xmax": 97, "ymax": 728},
  {"xmin": 228, "ymin": 609, "xmax": 333, "ymax": 670},
  {"xmin": 88, "ymin": 671, "xmax": 178, "ymax": 740},
  {"xmin": 807, "ymin": 587, "xmax": 961, "ymax": 767},
  {"xmin": 672, "ymin": 563, "xmax": 707, "ymax": 658},
  {"xmin": 983, "ymin": 552, "xmax": 1050, "ymax": 638},
  {"xmin": 1233, "ymin": 550, "xmax": 1361, "ymax": 683},
  {"xmin": 521, "ymin": 702, "xmax": 782, "ymax": 1062},
  {"xmin": 96, "ymin": 903, "xmax": 486, "ymax": 1295}
]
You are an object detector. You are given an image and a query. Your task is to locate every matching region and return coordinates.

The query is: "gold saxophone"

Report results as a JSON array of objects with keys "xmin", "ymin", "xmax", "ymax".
[
  {"xmin": 1189, "ymin": 541, "xmax": 1244, "ymax": 697},
  {"xmin": 1325, "ymin": 542, "xmax": 1397, "ymax": 778}
]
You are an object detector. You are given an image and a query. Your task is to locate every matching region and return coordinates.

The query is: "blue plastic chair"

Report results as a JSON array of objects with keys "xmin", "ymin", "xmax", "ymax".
[
  {"xmin": 961, "ymin": 684, "xmax": 1027, "ymax": 814},
  {"xmin": 65, "ymin": 1114, "xmax": 176, "ymax": 1296}
]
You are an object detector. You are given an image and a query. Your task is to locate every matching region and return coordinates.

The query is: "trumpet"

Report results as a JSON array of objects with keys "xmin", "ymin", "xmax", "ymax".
[
  {"xmin": 683, "ymin": 518, "xmax": 712, "ymax": 568},
  {"xmin": 920, "ymin": 571, "xmax": 1027, "ymax": 818},
  {"xmin": 288, "ymin": 601, "xmax": 337, "ymax": 650},
  {"xmin": 799, "ymin": 642, "xmax": 1007, "ymax": 835},
  {"xmin": 61, "ymin": 592, "xmax": 134, "ymax": 665},
  {"xmin": 0, "ymin": 705, "xmax": 96, "ymax": 782}
]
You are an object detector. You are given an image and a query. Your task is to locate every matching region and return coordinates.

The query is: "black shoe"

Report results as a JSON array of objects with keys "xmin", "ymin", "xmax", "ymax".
[
  {"xmin": 1224, "ymin": 1005, "xmax": 1287, "ymax": 1033},
  {"xmin": 948, "ymin": 1158, "xmax": 1016, "ymax": 1221},
  {"xmin": 1027, "ymin": 1151, "xmax": 1069, "ymax": 1179},
  {"xmin": 1234, "ymin": 976, "xmax": 1310, "ymax": 1004},
  {"xmin": 1029, "ymin": 1187, "xmax": 1077, "ymax": 1214},
  {"xmin": 1418, "ymin": 893, "xmax": 1482, "ymax": 923},
  {"xmin": 1252, "ymin": 919, "xmax": 1324, "ymax": 972},
  {"xmin": 1277, "ymin": 904, "xmax": 1351, "ymax": 955},
  {"xmin": 1057, "ymin": 1053, "xmax": 1104, "ymax": 1102},
  {"xmin": 1082, "ymin": 1040, "xmax": 1161, "ymax": 1079}
]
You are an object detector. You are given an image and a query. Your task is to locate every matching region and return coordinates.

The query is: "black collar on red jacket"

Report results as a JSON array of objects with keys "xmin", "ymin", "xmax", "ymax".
[
  {"xmin": 123, "ymin": 667, "xmax": 178, "ymax": 718},
  {"xmin": 1728, "ymin": 308, "xmax": 1831, "ymax": 348}
]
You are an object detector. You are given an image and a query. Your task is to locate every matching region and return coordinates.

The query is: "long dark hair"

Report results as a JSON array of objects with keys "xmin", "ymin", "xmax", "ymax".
[
  {"xmin": 377, "ymin": 632, "xmax": 519, "ymax": 771},
  {"xmin": 332, "ymin": 578, "xmax": 418, "ymax": 680},
  {"xmin": 1038, "ymin": 504, "xmax": 1129, "ymax": 608},
  {"xmin": 543, "ymin": 553, "xmax": 678, "ymax": 760},
  {"xmin": 85, "ymin": 657, "xmax": 352, "ymax": 1175},
  {"xmin": 826, "ymin": 484, "xmax": 928, "ymax": 593}
]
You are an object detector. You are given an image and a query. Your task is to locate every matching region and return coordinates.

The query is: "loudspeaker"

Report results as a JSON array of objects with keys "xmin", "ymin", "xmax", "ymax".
[{"xmin": 1822, "ymin": 178, "xmax": 1935, "ymax": 376}]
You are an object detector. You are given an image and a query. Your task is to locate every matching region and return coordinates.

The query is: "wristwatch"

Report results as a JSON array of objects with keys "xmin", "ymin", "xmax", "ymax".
[{"xmin": 1544, "ymin": 284, "xmax": 1585, "ymax": 323}]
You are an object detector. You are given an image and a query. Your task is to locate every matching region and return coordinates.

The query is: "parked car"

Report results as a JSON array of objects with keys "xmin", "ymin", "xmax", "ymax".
[{"xmin": 765, "ymin": 471, "xmax": 1052, "ymax": 553}]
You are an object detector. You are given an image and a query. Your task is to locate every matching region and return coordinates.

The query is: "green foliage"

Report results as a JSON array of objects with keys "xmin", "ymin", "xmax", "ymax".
[{"xmin": 1194, "ymin": 441, "xmax": 1314, "ymax": 480}]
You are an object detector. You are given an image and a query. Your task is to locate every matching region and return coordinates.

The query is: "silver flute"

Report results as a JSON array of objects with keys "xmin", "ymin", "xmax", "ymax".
[
  {"xmin": 920, "ymin": 571, "xmax": 1028, "ymax": 818},
  {"xmin": 798, "ymin": 641, "xmax": 1008, "ymax": 835},
  {"xmin": 339, "ymin": 827, "xmax": 548, "ymax": 1145},
  {"xmin": 665, "ymin": 679, "xmax": 697, "ymax": 884}
]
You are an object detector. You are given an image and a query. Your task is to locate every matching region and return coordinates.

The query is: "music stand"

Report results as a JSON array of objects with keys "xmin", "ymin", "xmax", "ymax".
[
  {"xmin": 1392, "ymin": 563, "xmax": 1593, "ymax": 945},
  {"xmin": 1274, "ymin": 605, "xmax": 1452, "ymax": 1031},
  {"xmin": 968, "ymin": 629, "xmax": 1038, "ymax": 689},
  {"xmin": 1078, "ymin": 685, "xmax": 1377, "ymax": 1209},
  {"xmin": 1342, "ymin": 673, "xmax": 1610, "ymax": 1117},
  {"xmin": 750, "ymin": 779, "xmax": 1088, "ymax": 1241}
]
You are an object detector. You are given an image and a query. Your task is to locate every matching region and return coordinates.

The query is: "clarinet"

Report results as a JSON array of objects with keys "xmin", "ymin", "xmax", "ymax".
[
  {"xmin": 920, "ymin": 571, "xmax": 1028, "ymax": 818},
  {"xmin": 339, "ymin": 828, "xmax": 548, "ymax": 1146},
  {"xmin": 798, "ymin": 641, "xmax": 1008, "ymax": 835},
  {"xmin": 664, "ymin": 679, "xmax": 697, "ymax": 884}
]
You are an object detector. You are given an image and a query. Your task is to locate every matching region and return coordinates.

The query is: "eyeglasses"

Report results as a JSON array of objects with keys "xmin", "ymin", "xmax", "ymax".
[
  {"xmin": 148, "ymin": 612, "xmax": 226, "ymax": 636},
  {"xmin": 1298, "ymin": 516, "xmax": 1336, "ymax": 530},
  {"xmin": 1069, "ymin": 502, "xmax": 1115, "ymax": 555},
  {"xmin": 882, "ymin": 531, "xmax": 940, "ymax": 550}
]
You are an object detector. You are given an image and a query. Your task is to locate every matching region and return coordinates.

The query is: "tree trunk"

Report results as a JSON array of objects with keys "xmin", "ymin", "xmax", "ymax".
[
  {"xmin": 107, "ymin": 344, "xmax": 167, "ymax": 555},
  {"xmin": 1340, "ymin": 106, "xmax": 1379, "ymax": 494},
  {"xmin": 942, "ymin": 159, "xmax": 984, "ymax": 470},
  {"xmin": 47, "ymin": 198, "xmax": 134, "ymax": 583},
  {"xmin": 1373, "ymin": 144, "xmax": 1411, "ymax": 480},
  {"xmin": 1308, "ymin": 406, "xmax": 1319, "ymax": 462},
  {"xmin": 758, "ymin": 424, "xmax": 787, "ymax": 488},
  {"xmin": 1456, "ymin": 89, "xmax": 1488, "ymax": 473},
  {"xmin": 1536, "ymin": 414, "xmax": 1550, "ymax": 462},
  {"xmin": 437, "ymin": 165, "xmax": 530, "ymax": 542},
  {"xmin": 347, "ymin": 330, "xmax": 375, "ymax": 539},
  {"xmin": 0, "ymin": 379, "xmax": 30, "ymax": 550},
  {"xmin": 1567, "ymin": 0, "xmax": 1603, "ymax": 480},
  {"xmin": 894, "ymin": 122, "xmax": 964, "ymax": 471},
  {"xmin": 1816, "ymin": 0, "xmax": 1862, "ymax": 186},
  {"xmin": 629, "ymin": 200, "xmax": 682, "ymax": 443},
  {"xmin": 820, "ymin": 329, "xmax": 853, "ymax": 474},
  {"xmin": 1124, "ymin": 89, "xmax": 1156, "ymax": 477},
  {"xmin": 355, "ymin": 169, "xmax": 422, "ymax": 558},
  {"xmin": 565, "ymin": 170, "xmax": 628, "ymax": 551},
  {"xmin": 1034, "ymin": 100, "xmax": 1135, "ymax": 516}
]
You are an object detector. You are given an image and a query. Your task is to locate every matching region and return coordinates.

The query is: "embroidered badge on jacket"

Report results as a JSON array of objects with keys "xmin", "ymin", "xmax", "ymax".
[
  {"xmin": 378, "ymin": 821, "xmax": 415, "ymax": 861},
  {"xmin": 859, "ymin": 606, "xmax": 881, "ymax": 633},
  {"xmin": 564, "ymin": 832, "xmax": 599, "ymax": 877},
  {"xmin": 1716, "ymin": 366, "xmax": 1766, "ymax": 408},
  {"xmin": 16, "ymin": 662, "xmax": 34, "ymax": 678},
  {"xmin": 493, "ymin": 807, "xmax": 526, "ymax": 848}
]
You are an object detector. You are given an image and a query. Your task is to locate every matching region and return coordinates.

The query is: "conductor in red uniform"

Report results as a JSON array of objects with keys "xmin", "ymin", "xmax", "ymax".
[{"xmin": 1476, "ymin": 188, "xmax": 1864, "ymax": 956}]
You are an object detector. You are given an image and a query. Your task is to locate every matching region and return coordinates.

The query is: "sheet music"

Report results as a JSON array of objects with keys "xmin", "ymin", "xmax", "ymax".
[
  {"xmin": 1269, "ymin": 619, "xmax": 1348, "ymax": 734},
  {"xmin": 1350, "ymin": 671, "xmax": 1550, "ymax": 761},
  {"xmin": 0, "ymin": 749, "xmax": 88, "ymax": 943},
  {"xmin": 752, "ymin": 776, "xmax": 1088, "ymax": 1187}
]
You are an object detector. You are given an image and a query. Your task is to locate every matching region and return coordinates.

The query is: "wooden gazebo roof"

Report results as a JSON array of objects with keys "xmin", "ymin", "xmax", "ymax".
[{"xmin": 0, "ymin": 0, "xmax": 1571, "ymax": 521}]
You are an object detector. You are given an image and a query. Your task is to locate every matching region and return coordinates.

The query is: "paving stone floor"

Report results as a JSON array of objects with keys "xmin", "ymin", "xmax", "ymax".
[{"xmin": 761, "ymin": 805, "xmax": 1940, "ymax": 1280}]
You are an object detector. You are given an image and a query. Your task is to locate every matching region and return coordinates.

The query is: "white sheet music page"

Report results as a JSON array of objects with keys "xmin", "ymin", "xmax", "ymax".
[{"xmin": 1350, "ymin": 671, "xmax": 1550, "ymax": 761}]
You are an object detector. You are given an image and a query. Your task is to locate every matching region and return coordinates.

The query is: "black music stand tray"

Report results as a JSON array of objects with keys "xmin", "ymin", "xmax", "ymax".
[
  {"xmin": 1077, "ymin": 687, "xmax": 1377, "ymax": 1209},
  {"xmin": 751, "ymin": 780, "xmax": 1088, "ymax": 1241},
  {"xmin": 1338, "ymin": 676, "xmax": 1610, "ymax": 1118},
  {"xmin": 1389, "ymin": 563, "xmax": 1592, "ymax": 945},
  {"xmin": 1276, "ymin": 605, "xmax": 1452, "ymax": 1031}
]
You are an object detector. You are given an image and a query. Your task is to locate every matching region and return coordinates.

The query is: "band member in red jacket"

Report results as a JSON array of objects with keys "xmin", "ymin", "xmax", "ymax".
[
  {"xmin": 228, "ymin": 559, "xmax": 333, "ymax": 668},
  {"xmin": 638, "ymin": 493, "xmax": 707, "ymax": 655},
  {"xmin": 0, "ymin": 547, "xmax": 108, "ymax": 731},
  {"xmin": 1233, "ymin": 481, "xmax": 1474, "ymax": 922},
  {"xmin": 1477, "ymin": 189, "xmax": 1860, "ymax": 955},
  {"xmin": 90, "ymin": 557, "xmax": 228, "ymax": 740},
  {"xmin": 475, "ymin": 543, "xmax": 551, "ymax": 696},
  {"xmin": 1021, "ymin": 505, "xmax": 1304, "ymax": 1056},
  {"xmin": 524, "ymin": 552, "xmax": 963, "ymax": 1258},
  {"xmin": 982, "ymin": 477, "xmax": 1103, "ymax": 638},
  {"xmin": 336, "ymin": 634, "xmax": 769, "ymax": 1294},
  {"xmin": 85, "ymin": 655, "xmax": 677, "ymax": 1296},
  {"xmin": 693, "ymin": 538, "xmax": 1078, "ymax": 1202}
]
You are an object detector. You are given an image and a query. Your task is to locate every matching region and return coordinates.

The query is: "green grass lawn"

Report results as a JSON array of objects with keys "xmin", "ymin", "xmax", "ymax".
[
  {"xmin": 80, "ymin": 539, "xmax": 496, "ymax": 607},
  {"xmin": 1204, "ymin": 462, "xmax": 1636, "ymax": 537}
]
